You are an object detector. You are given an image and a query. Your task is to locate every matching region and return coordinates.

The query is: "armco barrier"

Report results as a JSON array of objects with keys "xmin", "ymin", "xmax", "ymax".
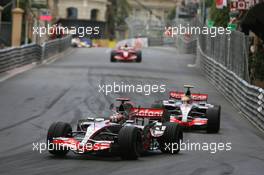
[
  {"xmin": 0, "ymin": 35, "xmax": 71, "ymax": 74},
  {"xmin": 197, "ymin": 40, "xmax": 264, "ymax": 131},
  {"xmin": 0, "ymin": 44, "xmax": 41, "ymax": 74},
  {"xmin": 42, "ymin": 36, "xmax": 72, "ymax": 60}
]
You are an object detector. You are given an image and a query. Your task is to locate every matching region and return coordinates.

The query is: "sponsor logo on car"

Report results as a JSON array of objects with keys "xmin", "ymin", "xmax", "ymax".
[
  {"xmin": 133, "ymin": 108, "xmax": 163, "ymax": 117},
  {"xmin": 170, "ymin": 91, "xmax": 208, "ymax": 101}
]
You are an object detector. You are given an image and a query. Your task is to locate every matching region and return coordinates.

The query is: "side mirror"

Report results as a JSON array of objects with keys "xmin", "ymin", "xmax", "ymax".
[{"xmin": 109, "ymin": 103, "xmax": 114, "ymax": 110}]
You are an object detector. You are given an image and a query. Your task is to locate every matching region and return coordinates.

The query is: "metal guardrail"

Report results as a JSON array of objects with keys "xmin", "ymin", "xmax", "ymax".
[
  {"xmin": 0, "ymin": 44, "xmax": 41, "ymax": 74},
  {"xmin": 0, "ymin": 35, "xmax": 72, "ymax": 74},
  {"xmin": 197, "ymin": 38, "xmax": 264, "ymax": 131},
  {"xmin": 42, "ymin": 36, "xmax": 72, "ymax": 60}
]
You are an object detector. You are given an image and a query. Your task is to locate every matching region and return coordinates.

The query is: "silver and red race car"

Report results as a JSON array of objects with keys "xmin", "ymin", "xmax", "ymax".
[
  {"xmin": 110, "ymin": 44, "xmax": 142, "ymax": 62},
  {"xmin": 47, "ymin": 98, "xmax": 182, "ymax": 160},
  {"xmin": 152, "ymin": 85, "xmax": 221, "ymax": 133}
]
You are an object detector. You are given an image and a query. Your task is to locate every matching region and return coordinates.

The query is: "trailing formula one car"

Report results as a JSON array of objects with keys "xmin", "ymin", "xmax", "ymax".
[
  {"xmin": 110, "ymin": 44, "xmax": 142, "ymax": 62},
  {"xmin": 151, "ymin": 85, "xmax": 221, "ymax": 133},
  {"xmin": 47, "ymin": 98, "xmax": 182, "ymax": 160},
  {"xmin": 71, "ymin": 37, "xmax": 92, "ymax": 48}
]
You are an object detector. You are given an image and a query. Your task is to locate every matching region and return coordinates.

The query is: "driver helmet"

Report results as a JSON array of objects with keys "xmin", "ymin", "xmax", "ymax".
[
  {"xmin": 181, "ymin": 95, "xmax": 191, "ymax": 104},
  {"xmin": 124, "ymin": 43, "xmax": 128, "ymax": 48}
]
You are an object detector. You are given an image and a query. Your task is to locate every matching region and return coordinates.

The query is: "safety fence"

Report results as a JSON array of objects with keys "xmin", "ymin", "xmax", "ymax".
[
  {"xmin": 0, "ymin": 35, "xmax": 72, "ymax": 74},
  {"xmin": 171, "ymin": 16, "xmax": 264, "ymax": 131},
  {"xmin": 125, "ymin": 17, "xmax": 167, "ymax": 46},
  {"xmin": 125, "ymin": 17, "xmax": 201, "ymax": 49},
  {"xmin": 197, "ymin": 33, "xmax": 264, "ymax": 131},
  {"xmin": 42, "ymin": 36, "xmax": 72, "ymax": 60},
  {"xmin": 199, "ymin": 31, "xmax": 250, "ymax": 82},
  {"xmin": 116, "ymin": 38, "xmax": 148, "ymax": 49}
]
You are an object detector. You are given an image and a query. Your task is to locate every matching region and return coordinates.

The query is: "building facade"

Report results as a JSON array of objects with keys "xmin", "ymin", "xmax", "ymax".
[
  {"xmin": 48, "ymin": 0, "xmax": 108, "ymax": 22},
  {"xmin": 127, "ymin": 0, "xmax": 181, "ymax": 23}
]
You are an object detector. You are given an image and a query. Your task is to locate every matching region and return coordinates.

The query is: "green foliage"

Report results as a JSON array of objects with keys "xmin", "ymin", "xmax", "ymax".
[
  {"xmin": 205, "ymin": 0, "xmax": 213, "ymax": 7},
  {"xmin": 166, "ymin": 7, "xmax": 176, "ymax": 21},
  {"xmin": 114, "ymin": 0, "xmax": 131, "ymax": 26},
  {"xmin": 2, "ymin": 5, "xmax": 12, "ymax": 21},
  {"xmin": 19, "ymin": 0, "xmax": 47, "ymax": 9},
  {"xmin": 1, "ymin": 0, "xmax": 47, "ymax": 21},
  {"xmin": 250, "ymin": 50, "xmax": 264, "ymax": 81},
  {"xmin": 106, "ymin": 0, "xmax": 131, "ymax": 37},
  {"xmin": 209, "ymin": 0, "xmax": 229, "ymax": 27}
]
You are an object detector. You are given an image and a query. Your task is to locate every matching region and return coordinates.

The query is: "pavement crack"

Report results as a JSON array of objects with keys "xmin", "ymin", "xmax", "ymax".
[{"xmin": 0, "ymin": 88, "xmax": 70, "ymax": 132}]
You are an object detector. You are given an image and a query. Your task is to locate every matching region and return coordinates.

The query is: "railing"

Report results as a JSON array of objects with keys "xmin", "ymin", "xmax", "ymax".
[
  {"xmin": 173, "ymin": 17, "xmax": 264, "ymax": 131},
  {"xmin": 197, "ymin": 34, "xmax": 264, "ymax": 131},
  {"xmin": 0, "ymin": 35, "xmax": 72, "ymax": 74}
]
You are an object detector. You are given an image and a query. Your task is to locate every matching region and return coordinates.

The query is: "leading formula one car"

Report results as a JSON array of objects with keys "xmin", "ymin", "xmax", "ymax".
[
  {"xmin": 110, "ymin": 44, "xmax": 142, "ymax": 62},
  {"xmin": 47, "ymin": 98, "xmax": 182, "ymax": 160},
  {"xmin": 151, "ymin": 85, "xmax": 221, "ymax": 133}
]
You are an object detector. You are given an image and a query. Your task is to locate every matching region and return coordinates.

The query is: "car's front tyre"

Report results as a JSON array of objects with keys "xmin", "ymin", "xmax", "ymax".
[
  {"xmin": 136, "ymin": 51, "xmax": 142, "ymax": 62},
  {"xmin": 118, "ymin": 126, "xmax": 143, "ymax": 160},
  {"xmin": 110, "ymin": 51, "xmax": 116, "ymax": 62},
  {"xmin": 158, "ymin": 122, "xmax": 183, "ymax": 154},
  {"xmin": 47, "ymin": 122, "xmax": 72, "ymax": 156}
]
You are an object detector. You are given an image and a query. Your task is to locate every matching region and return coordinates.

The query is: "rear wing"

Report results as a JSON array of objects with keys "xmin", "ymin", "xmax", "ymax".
[
  {"xmin": 169, "ymin": 91, "xmax": 208, "ymax": 101},
  {"xmin": 130, "ymin": 107, "xmax": 164, "ymax": 119}
]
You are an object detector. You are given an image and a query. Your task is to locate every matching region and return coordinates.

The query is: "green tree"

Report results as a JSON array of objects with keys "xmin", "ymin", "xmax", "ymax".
[
  {"xmin": 166, "ymin": 7, "xmax": 176, "ymax": 21},
  {"xmin": 209, "ymin": 0, "xmax": 229, "ymax": 27},
  {"xmin": 19, "ymin": 0, "xmax": 47, "ymax": 9},
  {"xmin": 106, "ymin": 0, "xmax": 131, "ymax": 38}
]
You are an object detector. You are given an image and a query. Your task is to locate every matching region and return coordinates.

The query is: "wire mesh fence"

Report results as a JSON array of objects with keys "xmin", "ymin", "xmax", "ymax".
[
  {"xmin": 42, "ymin": 35, "xmax": 72, "ymax": 60},
  {"xmin": 125, "ymin": 16, "xmax": 201, "ymax": 49},
  {"xmin": 195, "ymin": 19, "xmax": 264, "ymax": 131},
  {"xmin": 125, "ymin": 17, "xmax": 166, "ymax": 46},
  {"xmin": 126, "ymin": 16, "xmax": 250, "ymax": 82},
  {"xmin": 198, "ymin": 30, "xmax": 250, "ymax": 82}
]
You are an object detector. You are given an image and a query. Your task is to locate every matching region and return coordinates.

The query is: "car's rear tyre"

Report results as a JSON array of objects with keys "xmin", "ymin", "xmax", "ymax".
[
  {"xmin": 118, "ymin": 126, "xmax": 142, "ymax": 160},
  {"xmin": 162, "ymin": 109, "xmax": 171, "ymax": 122},
  {"xmin": 47, "ymin": 122, "xmax": 72, "ymax": 156},
  {"xmin": 110, "ymin": 51, "xmax": 116, "ymax": 62},
  {"xmin": 206, "ymin": 105, "xmax": 221, "ymax": 133},
  {"xmin": 158, "ymin": 122, "xmax": 182, "ymax": 154},
  {"xmin": 136, "ymin": 51, "xmax": 142, "ymax": 62}
]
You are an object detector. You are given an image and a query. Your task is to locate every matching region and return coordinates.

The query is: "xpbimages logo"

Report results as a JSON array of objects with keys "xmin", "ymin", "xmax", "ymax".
[
  {"xmin": 33, "ymin": 24, "xmax": 100, "ymax": 37},
  {"xmin": 164, "ymin": 24, "xmax": 231, "ymax": 38},
  {"xmin": 164, "ymin": 140, "xmax": 232, "ymax": 154},
  {"xmin": 98, "ymin": 82, "xmax": 166, "ymax": 96}
]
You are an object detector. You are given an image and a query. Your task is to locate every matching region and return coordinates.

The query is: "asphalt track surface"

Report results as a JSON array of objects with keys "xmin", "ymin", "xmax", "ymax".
[{"xmin": 0, "ymin": 47, "xmax": 264, "ymax": 175}]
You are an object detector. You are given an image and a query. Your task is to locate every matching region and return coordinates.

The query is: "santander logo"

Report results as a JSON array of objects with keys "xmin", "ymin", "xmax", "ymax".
[
  {"xmin": 170, "ymin": 91, "xmax": 208, "ymax": 101},
  {"xmin": 170, "ymin": 92, "xmax": 184, "ymax": 99}
]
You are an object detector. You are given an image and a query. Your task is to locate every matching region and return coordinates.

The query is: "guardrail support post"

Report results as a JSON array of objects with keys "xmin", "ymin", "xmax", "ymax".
[
  {"xmin": 0, "ymin": 6, "xmax": 3, "ymax": 33},
  {"xmin": 11, "ymin": 8, "xmax": 24, "ymax": 47},
  {"xmin": 41, "ymin": 43, "xmax": 46, "ymax": 62}
]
